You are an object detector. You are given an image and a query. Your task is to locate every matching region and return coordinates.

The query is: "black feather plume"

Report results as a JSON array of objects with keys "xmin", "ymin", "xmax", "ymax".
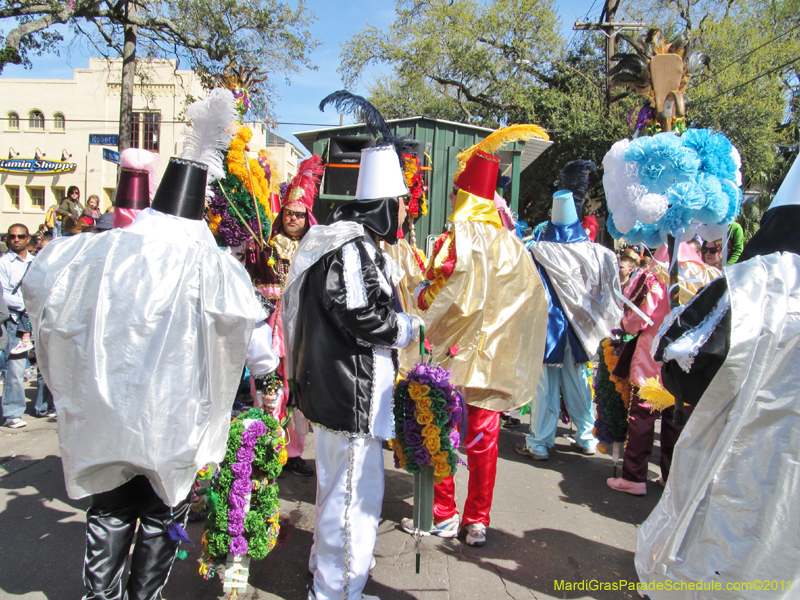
[
  {"xmin": 319, "ymin": 90, "xmax": 392, "ymax": 141},
  {"xmin": 558, "ymin": 160, "xmax": 596, "ymax": 215},
  {"xmin": 319, "ymin": 89, "xmax": 416, "ymax": 171}
]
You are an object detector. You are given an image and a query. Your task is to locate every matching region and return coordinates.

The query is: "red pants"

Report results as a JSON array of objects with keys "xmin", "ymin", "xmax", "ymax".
[
  {"xmin": 434, "ymin": 404, "xmax": 500, "ymax": 526},
  {"xmin": 622, "ymin": 391, "xmax": 694, "ymax": 483}
]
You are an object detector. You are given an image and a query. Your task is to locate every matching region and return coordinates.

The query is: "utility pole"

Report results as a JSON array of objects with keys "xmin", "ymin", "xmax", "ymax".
[
  {"xmin": 574, "ymin": 0, "xmax": 646, "ymax": 106},
  {"xmin": 119, "ymin": 1, "xmax": 137, "ymax": 152}
]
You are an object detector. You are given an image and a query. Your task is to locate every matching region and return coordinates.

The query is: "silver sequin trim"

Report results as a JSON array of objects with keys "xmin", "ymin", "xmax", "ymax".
[
  {"xmin": 342, "ymin": 437, "xmax": 356, "ymax": 600},
  {"xmin": 168, "ymin": 157, "xmax": 208, "ymax": 170},
  {"xmin": 368, "ymin": 348, "xmax": 378, "ymax": 436},
  {"xmin": 309, "ymin": 421, "xmax": 375, "ymax": 439}
]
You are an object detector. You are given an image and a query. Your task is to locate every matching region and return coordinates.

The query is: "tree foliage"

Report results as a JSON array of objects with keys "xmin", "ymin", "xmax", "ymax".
[
  {"xmin": 0, "ymin": 0, "xmax": 319, "ymax": 121},
  {"xmin": 341, "ymin": 0, "xmax": 635, "ymax": 226},
  {"xmin": 342, "ymin": 0, "xmax": 799, "ymax": 233}
]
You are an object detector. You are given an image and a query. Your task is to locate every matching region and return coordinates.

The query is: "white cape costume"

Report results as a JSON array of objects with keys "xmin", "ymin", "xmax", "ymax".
[
  {"xmin": 635, "ymin": 252, "xmax": 800, "ymax": 598},
  {"xmin": 528, "ymin": 238, "xmax": 623, "ymax": 358},
  {"xmin": 23, "ymin": 208, "xmax": 266, "ymax": 506}
]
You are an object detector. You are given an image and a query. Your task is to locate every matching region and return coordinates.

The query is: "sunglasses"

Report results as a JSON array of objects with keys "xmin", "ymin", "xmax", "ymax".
[
  {"xmin": 285, "ymin": 209, "xmax": 307, "ymax": 219},
  {"xmin": 402, "ymin": 196, "xmax": 411, "ymax": 206},
  {"xmin": 702, "ymin": 247, "xmax": 720, "ymax": 254},
  {"xmin": 7, "ymin": 233, "xmax": 29, "ymax": 240}
]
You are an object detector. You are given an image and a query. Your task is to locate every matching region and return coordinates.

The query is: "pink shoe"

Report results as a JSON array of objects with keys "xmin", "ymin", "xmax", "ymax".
[{"xmin": 607, "ymin": 477, "xmax": 646, "ymax": 496}]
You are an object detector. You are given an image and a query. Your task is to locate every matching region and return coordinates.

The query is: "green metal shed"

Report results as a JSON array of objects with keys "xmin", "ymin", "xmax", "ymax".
[{"xmin": 294, "ymin": 116, "xmax": 552, "ymax": 250}]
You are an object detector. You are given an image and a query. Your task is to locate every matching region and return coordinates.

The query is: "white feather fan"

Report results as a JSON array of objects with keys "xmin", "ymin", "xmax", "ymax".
[{"xmin": 179, "ymin": 88, "xmax": 238, "ymax": 182}]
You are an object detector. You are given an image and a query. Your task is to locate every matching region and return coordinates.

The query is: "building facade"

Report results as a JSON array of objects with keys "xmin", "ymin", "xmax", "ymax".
[
  {"xmin": 1, "ymin": 59, "xmax": 304, "ymax": 236},
  {"xmin": 0, "ymin": 58, "xmax": 208, "ymax": 232}
]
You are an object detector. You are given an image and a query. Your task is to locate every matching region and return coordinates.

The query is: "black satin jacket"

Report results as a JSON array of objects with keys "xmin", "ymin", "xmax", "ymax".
[{"xmin": 292, "ymin": 234, "xmax": 406, "ymax": 434}]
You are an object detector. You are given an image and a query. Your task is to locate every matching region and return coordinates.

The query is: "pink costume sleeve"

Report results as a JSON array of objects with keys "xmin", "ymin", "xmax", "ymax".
[{"xmin": 622, "ymin": 273, "xmax": 665, "ymax": 335}]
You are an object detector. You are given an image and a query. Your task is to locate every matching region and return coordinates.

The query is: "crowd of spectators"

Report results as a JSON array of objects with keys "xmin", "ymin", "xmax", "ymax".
[{"xmin": 0, "ymin": 186, "xmax": 113, "ymax": 428}]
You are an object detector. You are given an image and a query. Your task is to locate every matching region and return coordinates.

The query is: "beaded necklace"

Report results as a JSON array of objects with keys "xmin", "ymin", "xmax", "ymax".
[{"xmin": 267, "ymin": 247, "xmax": 287, "ymax": 287}]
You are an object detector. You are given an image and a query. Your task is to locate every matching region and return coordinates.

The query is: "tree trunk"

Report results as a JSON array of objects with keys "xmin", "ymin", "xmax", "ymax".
[{"xmin": 118, "ymin": 1, "xmax": 138, "ymax": 152}]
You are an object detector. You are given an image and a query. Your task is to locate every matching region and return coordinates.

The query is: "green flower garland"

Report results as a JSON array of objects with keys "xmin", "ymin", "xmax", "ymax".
[{"xmin": 199, "ymin": 409, "xmax": 287, "ymax": 579}]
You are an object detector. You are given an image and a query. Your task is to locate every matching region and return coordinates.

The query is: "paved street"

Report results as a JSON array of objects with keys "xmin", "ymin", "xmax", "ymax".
[{"xmin": 0, "ymin": 385, "xmax": 665, "ymax": 600}]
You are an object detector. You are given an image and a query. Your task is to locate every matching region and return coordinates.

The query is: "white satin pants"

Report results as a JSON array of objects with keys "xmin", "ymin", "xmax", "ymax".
[{"xmin": 310, "ymin": 429, "xmax": 384, "ymax": 600}]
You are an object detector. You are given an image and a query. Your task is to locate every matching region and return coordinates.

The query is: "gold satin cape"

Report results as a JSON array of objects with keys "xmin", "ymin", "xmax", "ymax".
[{"xmin": 423, "ymin": 191, "xmax": 549, "ymax": 411}]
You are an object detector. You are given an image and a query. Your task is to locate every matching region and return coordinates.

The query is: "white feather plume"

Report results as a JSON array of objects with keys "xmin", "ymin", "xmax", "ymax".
[{"xmin": 180, "ymin": 88, "xmax": 238, "ymax": 182}]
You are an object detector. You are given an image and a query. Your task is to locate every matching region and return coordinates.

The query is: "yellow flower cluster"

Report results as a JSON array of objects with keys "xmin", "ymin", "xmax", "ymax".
[
  {"xmin": 602, "ymin": 339, "xmax": 631, "ymax": 408},
  {"xmin": 389, "ymin": 437, "xmax": 407, "ymax": 470},
  {"xmin": 207, "ymin": 211, "xmax": 222, "ymax": 234},
  {"xmin": 408, "ymin": 382, "xmax": 452, "ymax": 484},
  {"xmin": 226, "ymin": 127, "xmax": 275, "ymax": 222}
]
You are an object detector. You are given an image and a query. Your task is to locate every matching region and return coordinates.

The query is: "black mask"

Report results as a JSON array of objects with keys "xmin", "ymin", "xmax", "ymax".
[{"xmin": 329, "ymin": 197, "xmax": 400, "ymax": 244}]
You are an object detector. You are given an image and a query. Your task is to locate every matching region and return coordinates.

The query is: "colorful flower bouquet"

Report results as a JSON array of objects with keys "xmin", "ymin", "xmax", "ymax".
[
  {"xmin": 390, "ymin": 363, "xmax": 463, "ymax": 485},
  {"xmin": 593, "ymin": 335, "xmax": 633, "ymax": 456},
  {"xmin": 200, "ymin": 408, "xmax": 287, "ymax": 596}
]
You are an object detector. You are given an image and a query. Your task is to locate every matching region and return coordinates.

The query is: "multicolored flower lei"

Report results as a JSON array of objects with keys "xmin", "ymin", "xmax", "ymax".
[
  {"xmin": 390, "ymin": 364, "xmax": 462, "ymax": 484},
  {"xmin": 199, "ymin": 409, "xmax": 287, "ymax": 579}
]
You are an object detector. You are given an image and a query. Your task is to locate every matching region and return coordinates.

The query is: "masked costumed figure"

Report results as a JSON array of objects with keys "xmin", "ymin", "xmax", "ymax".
[
  {"xmin": 634, "ymin": 156, "xmax": 800, "ymax": 598},
  {"xmin": 282, "ymin": 142, "xmax": 422, "ymax": 600},
  {"xmin": 412, "ymin": 125, "xmax": 550, "ymax": 547},
  {"xmin": 245, "ymin": 154, "xmax": 323, "ymax": 476},
  {"xmin": 112, "ymin": 148, "xmax": 159, "ymax": 229},
  {"xmin": 22, "ymin": 89, "xmax": 279, "ymax": 600},
  {"xmin": 606, "ymin": 242, "xmax": 719, "ymax": 495},
  {"xmin": 518, "ymin": 187, "xmax": 623, "ymax": 461}
]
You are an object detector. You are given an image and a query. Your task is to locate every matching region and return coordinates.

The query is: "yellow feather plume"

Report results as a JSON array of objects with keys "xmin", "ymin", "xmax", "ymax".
[
  {"xmin": 638, "ymin": 377, "xmax": 675, "ymax": 413},
  {"xmin": 454, "ymin": 124, "xmax": 550, "ymax": 180}
]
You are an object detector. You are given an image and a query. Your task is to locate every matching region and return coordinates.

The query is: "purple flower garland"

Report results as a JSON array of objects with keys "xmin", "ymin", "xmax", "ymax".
[{"xmin": 228, "ymin": 419, "xmax": 267, "ymax": 556}]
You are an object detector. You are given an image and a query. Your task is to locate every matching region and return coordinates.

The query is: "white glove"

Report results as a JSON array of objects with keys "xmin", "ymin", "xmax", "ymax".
[{"xmin": 408, "ymin": 314, "xmax": 423, "ymax": 342}]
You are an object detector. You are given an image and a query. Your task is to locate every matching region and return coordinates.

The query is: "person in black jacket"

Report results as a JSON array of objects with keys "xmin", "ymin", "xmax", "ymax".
[{"xmin": 283, "ymin": 144, "xmax": 421, "ymax": 600}]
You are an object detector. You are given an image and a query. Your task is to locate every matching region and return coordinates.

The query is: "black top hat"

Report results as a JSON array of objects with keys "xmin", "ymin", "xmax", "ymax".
[
  {"xmin": 151, "ymin": 157, "xmax": 208, "ymax": 220},
  {"xmin": 114, "ymin": 168, "xmax": 151, "ymax": 211}
]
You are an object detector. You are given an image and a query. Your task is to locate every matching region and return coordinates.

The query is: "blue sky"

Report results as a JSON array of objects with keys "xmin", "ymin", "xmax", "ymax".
[{"xmin": 1, "ymin": 0, "xmax": 601, "ymax": 149}]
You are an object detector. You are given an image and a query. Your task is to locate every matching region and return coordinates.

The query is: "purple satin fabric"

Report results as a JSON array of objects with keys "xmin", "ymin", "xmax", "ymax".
[{"xmin": 115, "ymin": 169, "xmax": 151, "ymax": 210}]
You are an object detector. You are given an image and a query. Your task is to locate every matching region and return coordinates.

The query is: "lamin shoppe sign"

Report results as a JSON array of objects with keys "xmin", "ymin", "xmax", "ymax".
[{"xmin": 0, "ymin": 158, "xmax": 77, "ymax": 174}]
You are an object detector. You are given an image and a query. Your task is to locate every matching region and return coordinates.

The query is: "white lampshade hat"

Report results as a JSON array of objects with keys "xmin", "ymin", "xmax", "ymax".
[
  {"xmin": 768, "ymin": 155, "xmax": 800, "ymax": 210},
  {"xmin": 355, "ymin": 145, "xmax": 409, "ymax": 200},
  {"xmin": 551, "ymin": 189, "xmax": 579, "ymax": 225}
]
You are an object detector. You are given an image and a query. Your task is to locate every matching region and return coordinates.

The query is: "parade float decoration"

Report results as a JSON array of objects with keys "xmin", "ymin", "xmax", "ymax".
[
  {"xmin": 601, "ymin": 28, "xmax": 742, "ymax": 424},
  {"xmin": 199, "ymin": 408, "xmax": 287, "ymax": 598},
  {"xmin": 205, "ymin": 62, "xmax": 280, "ymax": 249},
  {"xmin": 389, "ymin": 334, "xmax": 463, "ymax": 572}
]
